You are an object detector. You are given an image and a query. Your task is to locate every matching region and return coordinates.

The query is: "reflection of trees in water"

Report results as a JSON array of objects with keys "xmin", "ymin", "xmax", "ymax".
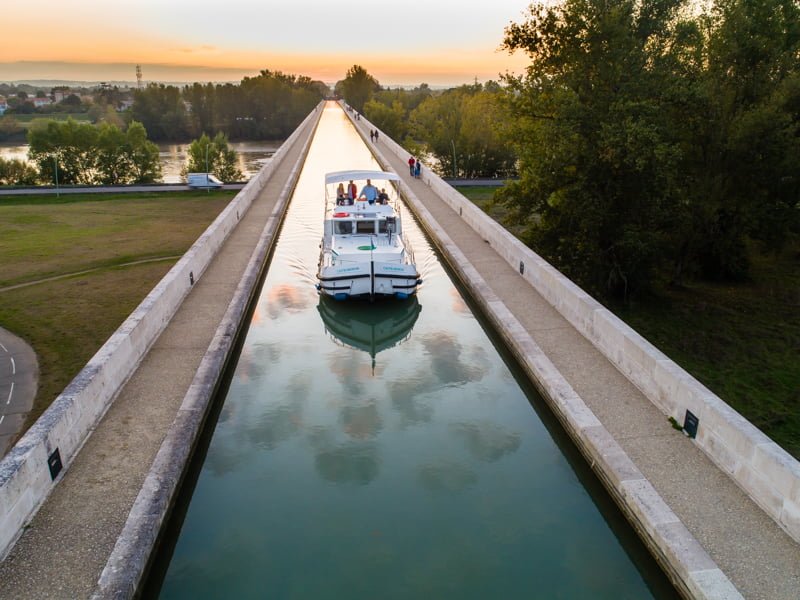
[
  {"xmin": 418, "ymin": 460, "xmax": 477, "ymax": 492},
  {"xmin": 339, "ymin": 400, "xmax": 383, "ymax": 440},
  {"xmin": 450, "ymin": 421, "xmax": 521, "ymax": 462},
  {"xmin": 315, "ymin": 442, "xmax": 381, "ymax": 485}
]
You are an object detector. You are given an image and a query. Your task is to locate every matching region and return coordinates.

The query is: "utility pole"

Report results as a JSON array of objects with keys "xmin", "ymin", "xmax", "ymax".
[{"xmin": 53, "ymin": 156, "xmax": 59, "ymax": 198}]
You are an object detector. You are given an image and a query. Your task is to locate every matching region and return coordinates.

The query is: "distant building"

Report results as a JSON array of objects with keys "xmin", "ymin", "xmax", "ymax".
[
  {"xmin": 52, "ymin": 88, "xmax": 71, "ymax": 103},
  {"xmin": 32, "ymin": 97, "xmax": 53, "ymax": 108},
  {"xmin": 118, "ymin": 99, "xmax": 134, "ymax": 111},
  {"xmin": 0, "ymin": 96, "xmax": 7, "ymax": 115}
]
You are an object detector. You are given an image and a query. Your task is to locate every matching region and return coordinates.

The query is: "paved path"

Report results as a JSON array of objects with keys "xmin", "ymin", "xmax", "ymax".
[
  {"xmin": 0, "ymin": 183, "xmax": 245, "ymax": 196},
  {"xmin": 352, "ymin": 117, "xmax": 800, "ymax": 599},
  {"xmin": 0, "ymin": 117, "xmax": 317, "ymax": 599},
  {"xmin": 0, "ymin": 327, "xmax": 37, "ymax": 458}
]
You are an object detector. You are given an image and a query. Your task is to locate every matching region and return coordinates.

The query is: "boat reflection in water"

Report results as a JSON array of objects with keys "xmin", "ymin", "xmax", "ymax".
[{"xmin": 317, "ymin": 296, "xmax": 421, "ymax": 369}]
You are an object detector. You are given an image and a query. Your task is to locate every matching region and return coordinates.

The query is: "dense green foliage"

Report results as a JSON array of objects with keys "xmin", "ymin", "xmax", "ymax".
[
  {"xmin": 132, "ymin": 70, "xmax": 327, "ymax": 141},
  {"xmin": 183, "ymin": 132, "xmax": 243, "ymax": 182},
  {"xmin": 0, "ymin": 116, "xmax": 24, "ymax": 141},
  {"xmin": 27, "ymin": 118, "xmax": 161, "ymax": 184},
  {"xmin": 337, "ymin": 65, "xmax": 380, "ymax": 113},
  {"xmin": 358, "ymin": 75, "xmax": 515, "ymax": 178},
  {"xmin": 0, "ymin": 157, "xmax": 38, "ymax": 185},
  {"xmin": 499, "ymin": 0, "xmax": 800, "ymax": 300},
  {"xmin": 409, "ymin": 83, "xmax": 517, "ymax": 178}
]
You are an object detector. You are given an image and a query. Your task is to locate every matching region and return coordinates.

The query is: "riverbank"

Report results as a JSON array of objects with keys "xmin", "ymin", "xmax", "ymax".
[{"xmin": 0, "ymin": 139, "xmax": 282, "ymax": 183}]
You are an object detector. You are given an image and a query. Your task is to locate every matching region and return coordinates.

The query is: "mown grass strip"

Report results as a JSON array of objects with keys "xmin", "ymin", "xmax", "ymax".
[{"xmin": 0, "ymin": 191, "xmax": 233, "ymax": 432}]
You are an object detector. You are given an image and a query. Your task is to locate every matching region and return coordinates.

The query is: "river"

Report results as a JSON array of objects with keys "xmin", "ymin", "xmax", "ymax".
[{"xmin": 0, "ymin": 140, "xmax": 280, "ymax": 183}]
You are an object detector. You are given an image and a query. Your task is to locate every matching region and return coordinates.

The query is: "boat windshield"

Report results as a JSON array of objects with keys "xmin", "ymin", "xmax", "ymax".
[
  {"xmin": 334, "ymin": 221, "xmax": 354, "ymax": 235},
  {"xmin": 356, "ymin": 221, "xmax": 376, "ymax": 234}
]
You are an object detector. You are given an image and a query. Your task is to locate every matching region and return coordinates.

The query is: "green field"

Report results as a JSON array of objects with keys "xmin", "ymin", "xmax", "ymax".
[
  {"xmin": 0, "ymin": 191, "xmax": 233, "ymax": 429},
  {"xmin": 456, "ymin": 185, "xmax": 800, "ymax": 459}
]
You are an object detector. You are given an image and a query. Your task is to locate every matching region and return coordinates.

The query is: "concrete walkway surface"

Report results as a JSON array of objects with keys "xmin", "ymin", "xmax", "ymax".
[
  {"xmin": 350, "ymin": 116, "xmax": 800, "ymax": 599},
  {"xmin": 0, "ymin": 115, "xmax": 318, "ymax": 600}
]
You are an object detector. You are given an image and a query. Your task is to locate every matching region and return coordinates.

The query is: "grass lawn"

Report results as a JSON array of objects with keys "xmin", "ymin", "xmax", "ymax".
[
  {"xmin": 457, "ymin": 185, "xmax": 800, "ymax": 459},
  {"xmin": 0, "ymin": 191, "xmax": 233, "ymax": 430}
]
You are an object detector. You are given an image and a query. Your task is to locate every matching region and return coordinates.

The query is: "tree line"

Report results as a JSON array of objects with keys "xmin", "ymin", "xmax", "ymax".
[
  {"xmin": 132, "ymin": 70, "xmax": 327, "ymax": 141},
  {"xmin": 338, "ymin": 66, "xmax": 517, "ymax": 179},
  {"xmin": 337, "ymin": 0, "xmax": 799, "ymax": 301},
  {"xmin": 0, "ymin": 118, "xmax": 245, "ymax": 186}
]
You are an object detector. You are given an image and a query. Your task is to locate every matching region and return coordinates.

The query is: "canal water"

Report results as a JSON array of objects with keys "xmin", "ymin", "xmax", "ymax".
[{"xmin": 144, "ymin": 104, "xmax": 677, "ymax": 599}]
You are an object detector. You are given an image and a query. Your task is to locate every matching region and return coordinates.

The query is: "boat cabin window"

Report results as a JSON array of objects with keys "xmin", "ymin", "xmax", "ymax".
[
  {"xmin": 334, "ymin": 220, "xmax": 354, "ymax": 234},
  {"xmin": 378, "ymin": 220, "xmax": 388, "ymax": 234},
  {"xmin": 356, "ymin": 220, "xmax": 375, "ymax": 234}
]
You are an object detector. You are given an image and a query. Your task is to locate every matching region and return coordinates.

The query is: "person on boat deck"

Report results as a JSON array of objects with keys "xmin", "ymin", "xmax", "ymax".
[
  {"xmin": 359, "ymin": 179, "xmax": 379, "ymax": 203},
  {"xmin": 336, "ymin": 183, "xmax": 347, "ymax": 205},
  {"xmin": 377, "ymin": 188, "xmax": 389, "ymax": 204},
  {"xmin": 347, "ymin": 180, "xmax": 357, "ymax": 204}
]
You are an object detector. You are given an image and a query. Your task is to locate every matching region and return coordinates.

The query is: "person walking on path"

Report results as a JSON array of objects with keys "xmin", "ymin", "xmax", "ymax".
[
  {"xmin": 408, "ymin": 156, "xmax": 415, "ymax": 176},
  {"xmin": 414, "ymin": 159, "xmax": 421, "ymax": 179},
  {"xmin": 374, "ymin": 130, "xmax": 379, "ymax": 142},
  {"xmin": 370, "ymin": 130, "xmax": 375, "ymax": 142}
]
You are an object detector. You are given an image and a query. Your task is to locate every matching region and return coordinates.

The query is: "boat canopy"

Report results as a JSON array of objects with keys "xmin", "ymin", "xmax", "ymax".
[{"xmin": 324, "ymin": 170, "xmax": 401, "ymax": 185}]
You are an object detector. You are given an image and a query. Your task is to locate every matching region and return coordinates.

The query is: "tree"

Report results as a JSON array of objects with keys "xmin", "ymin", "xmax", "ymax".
[
  {"xmin": 0, "ymin": 116, "xmax": 24, "ymax": 142},
  {"xmin": 499, "ymin": 0, "xmax": 689, "ymax": 299},
  {"xmin": 28, "ymin": 118, "xmax": 161, "ymax": 185},
  {"xmin": 338, "ymin": 65, "xmax": 380, "ymax": 113},
  {"xmin": 27, "ymin": 118, "xmax": 99, "ymax": 184},
  {"xmin": 132, "ymin": 84, "xmax": 189, "ymax": 140},
  {"xmin": 0, "ymin": 157, "xmax": 39, "ymax": 185},
  {"xmin": 409, "ymin": 84, "xmax": 516, "ymax": 179},
  {"xmin": 183, "ymin": 132, "xmax": 242, "ymax": 182},
  {"xmin": 95, "ymin": 121, "xmax": 162, "ymax": 184},
  {"xmin": 363, "ymin": 99, "xmax": 408, "ymax": 141}
]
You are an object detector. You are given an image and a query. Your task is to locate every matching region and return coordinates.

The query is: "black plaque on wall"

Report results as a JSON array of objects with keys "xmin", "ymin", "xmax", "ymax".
[
  {"xmin": 48, "ymin": 448, "xmax": 63, "ymax": 481},
  {"xmin": 684, "ymin": 410, "xmax": 699, "ymax": 439}
]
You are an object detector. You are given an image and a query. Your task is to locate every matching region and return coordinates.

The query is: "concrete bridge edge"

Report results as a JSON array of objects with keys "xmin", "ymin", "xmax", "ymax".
[
  {"xmin": 90, "ymin": 104, "xmax": 324, "ymax": 599},
  {"xmin": 345, "ymin": 106, "xmax": 742, "ymax": 600}
]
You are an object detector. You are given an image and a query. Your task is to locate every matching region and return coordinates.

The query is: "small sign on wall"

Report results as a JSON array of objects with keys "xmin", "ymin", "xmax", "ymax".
[
  {"xmin": 684, "ymin": 410, "xmax": 699, "ymax": 439},
  {"xmin": 48, "ymin": 448, "xmax": 63, "ymax": 480}
]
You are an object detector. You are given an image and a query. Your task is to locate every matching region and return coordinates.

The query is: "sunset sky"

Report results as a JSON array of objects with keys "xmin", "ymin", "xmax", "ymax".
[{"xmin": 0, "ymin": 0, "xmax": 533, "ymax": 86}]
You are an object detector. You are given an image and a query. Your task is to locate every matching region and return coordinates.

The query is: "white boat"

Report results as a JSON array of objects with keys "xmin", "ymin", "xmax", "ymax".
[{"xmin": 316, "ymin": 169, "xmax": 421, "ymax": 300}]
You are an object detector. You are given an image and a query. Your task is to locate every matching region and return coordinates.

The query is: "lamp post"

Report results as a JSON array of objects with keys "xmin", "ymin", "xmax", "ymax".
[
  {"xmin": 205, "ymin": 143, "xmax": 210, "ymax": 194},
  {"xmin": 53, "ymin": 155, "xmax": 59, "ymax": 198}
]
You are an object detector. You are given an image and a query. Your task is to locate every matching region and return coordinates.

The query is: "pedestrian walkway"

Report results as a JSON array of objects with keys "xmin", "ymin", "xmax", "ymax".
[
  {"xmin": 0, "ymin": 116, "xmax": 317, "ymax": 600},
  {"xmin": 352, "ymin": 116, "xmax": 800, "ymax": 599}
]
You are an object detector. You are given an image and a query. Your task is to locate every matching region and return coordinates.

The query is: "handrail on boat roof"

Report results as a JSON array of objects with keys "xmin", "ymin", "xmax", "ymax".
[{"xmin": 325, "ymin": 170, "xmax": 401, "ymax": 185}]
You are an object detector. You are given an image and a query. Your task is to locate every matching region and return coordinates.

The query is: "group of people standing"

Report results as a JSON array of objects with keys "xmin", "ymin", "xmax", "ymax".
[
  {"xmin": 407, "ymin": 156, "xmax": 421, "ymax": 179},
  {"xmin": 335, "ymin": 179, "xmax": 389, "ymax": 206},
  {"xmin": 369, "ymin": 130, "xmax": 380, "ymax": 143}
]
